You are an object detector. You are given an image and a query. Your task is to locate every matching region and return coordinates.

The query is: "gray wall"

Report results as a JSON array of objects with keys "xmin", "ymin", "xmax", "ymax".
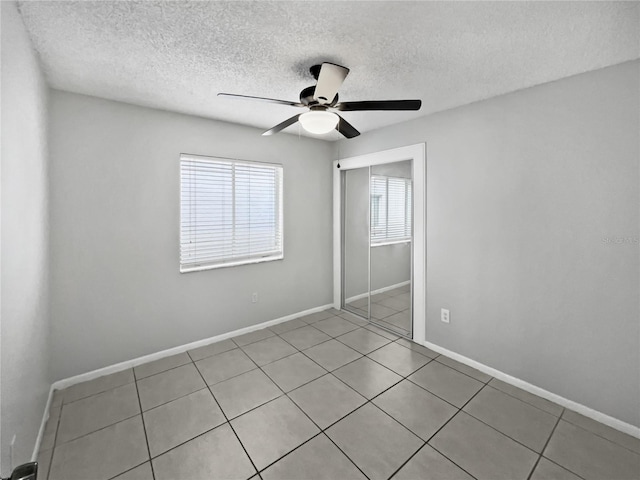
[
  {"xmin": 49, "ymin": 91, "xmax": 334, "ymax": 381},
  {"xmin": 337, "ymin": 61, "xmax": 640, "ymax": 427},
  {"xmin": 0, "ymin": 2, "xmax": 51, "ymax": 474},
  {"xmin": 371, "ymin": 243, "xmax": 411, "ymax": 292}
]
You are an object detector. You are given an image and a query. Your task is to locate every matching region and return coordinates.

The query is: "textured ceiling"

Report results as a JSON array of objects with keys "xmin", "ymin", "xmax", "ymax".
[{"xmin": 18, "ymin": 1, "xmax": 640, "ymax": 141}]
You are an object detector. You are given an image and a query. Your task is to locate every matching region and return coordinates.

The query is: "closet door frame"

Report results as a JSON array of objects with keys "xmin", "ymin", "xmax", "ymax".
[{"xmin": 333, "ymin": 143, "xmax": 426, "ymax": 343}]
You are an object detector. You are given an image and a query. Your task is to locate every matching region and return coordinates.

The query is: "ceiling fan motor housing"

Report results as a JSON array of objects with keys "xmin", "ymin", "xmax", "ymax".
[
  {"xmin": 300, "ymin": 85, "xmax": 338, "ymax": 107},
  {"xmin": 309, "ymin": 64, "xmax": 322, "ymax": 80}
]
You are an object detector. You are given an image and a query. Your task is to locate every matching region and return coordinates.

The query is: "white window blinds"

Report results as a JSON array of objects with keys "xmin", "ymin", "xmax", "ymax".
[
  {"xmin": 180, "ymin": 154, "xmax": 283, "ymax": 272},
  {"xmin": 370, "ymin": 175, "xmax": 412, "ymax": 245}
]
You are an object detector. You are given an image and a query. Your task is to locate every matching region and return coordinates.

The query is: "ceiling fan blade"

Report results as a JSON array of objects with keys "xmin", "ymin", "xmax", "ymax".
[
  {"xmin": 335, "ymin": 100, "xmax": 422, "ymax": 111},
  {"xmin": 313, "ymin": 63, "xmax": 350, "ymax": 105},
  {"xmin": 336, "ymin": 115, "xmax": 360, "ymax": 139},
  {"xmin": 262, "ymin": 114, "xmax": 301, "ymax": 136},
  {"xmin": 218, "ymin": 93, "xmax": 304, "ymax": 108}
]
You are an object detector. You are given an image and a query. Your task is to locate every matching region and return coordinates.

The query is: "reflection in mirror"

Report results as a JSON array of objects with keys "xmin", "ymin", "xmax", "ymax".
[
  {"xmin": 369, "ymin": 160, "xmax": 412, "ymax": 336},
  {"xmin": 342, "ymin": 166, "xmax": 370, "ymax": 318}
]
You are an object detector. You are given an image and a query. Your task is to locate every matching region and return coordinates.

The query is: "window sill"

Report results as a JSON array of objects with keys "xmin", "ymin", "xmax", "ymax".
[
  {"xmin": 370, "ymin": 239, "xmax": 412, "ymax": 248},
  {"xmin": 180, "ymin": 254, "xmax": 284, "ymax": 273}
]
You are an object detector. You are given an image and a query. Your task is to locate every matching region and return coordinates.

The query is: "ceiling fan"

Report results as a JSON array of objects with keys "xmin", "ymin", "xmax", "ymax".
[{"xmin": 218, "ymin": 62, "xmax": 422, "ymax": 138}]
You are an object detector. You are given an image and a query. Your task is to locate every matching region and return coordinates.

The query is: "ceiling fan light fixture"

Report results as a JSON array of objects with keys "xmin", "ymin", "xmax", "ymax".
[{"xmin": 299, "ymin": 111, "xmax": 339, "ymax": 134}]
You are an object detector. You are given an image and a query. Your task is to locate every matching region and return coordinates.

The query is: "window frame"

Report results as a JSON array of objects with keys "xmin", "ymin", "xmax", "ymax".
[{"xmin": 179, "ymin": 153, "xmax": 284, "ymax": 273}]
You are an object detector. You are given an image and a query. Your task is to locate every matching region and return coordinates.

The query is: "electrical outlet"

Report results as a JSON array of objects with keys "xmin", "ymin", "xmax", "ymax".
[
  {"xmin": 251, "ymin": 292, "xmax": 258, "ymax": 303},
  {"xmin": 441, "ymin": 308, "xmax": 450, "ymax": 324}
]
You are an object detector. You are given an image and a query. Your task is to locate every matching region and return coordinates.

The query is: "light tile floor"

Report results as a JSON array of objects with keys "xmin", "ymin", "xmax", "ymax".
[
  {"xmin": 38, "ymin": 309, "xmax": 640, "ymax": 480},
  {"xmin": 346, "ymin": 284, "xmax": 412, "ymax": 336}
]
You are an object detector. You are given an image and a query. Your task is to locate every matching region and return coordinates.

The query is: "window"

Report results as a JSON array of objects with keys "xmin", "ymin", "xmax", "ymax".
[
  {"xmin": 370, "ymin": 175, "xmax": 412, "ymax": 246},
  {"xmin": 180, "ymin": 154, "xmax": 283, "ymax": 272}
]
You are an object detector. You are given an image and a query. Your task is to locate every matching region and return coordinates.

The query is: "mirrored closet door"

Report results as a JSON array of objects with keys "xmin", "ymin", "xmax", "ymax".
[
  {"xmin": 341, "ymin": 160, "xmax": 413, "ymax": 337},
  {"xmin": 342, "ymin": 166, "xmax": 370, "ymax": 319}
]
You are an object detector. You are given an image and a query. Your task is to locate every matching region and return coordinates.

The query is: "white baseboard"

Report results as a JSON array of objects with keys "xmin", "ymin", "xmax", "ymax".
[
  {"xmin": 423, "ymin": 340, "xmax": 640, "ymax": 440},
  {"xmin": 345, "ymin": 280, "xmax": 410, "ymax": 304},
  {"xmin": 51, "ymin": 303, "xmax": 333, "ymax": 392},
  {"xmin": 32, "ymin": 302, "xmax": 333, "ymax": 457},
  {"xmin": 31, "ymin": 384, "xmax": 55, "ymax": 461}
]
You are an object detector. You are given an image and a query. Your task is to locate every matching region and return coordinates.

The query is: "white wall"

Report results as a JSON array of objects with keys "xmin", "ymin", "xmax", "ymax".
[
  {"xmin": 0, "ymin": 1, "xmax": 51, "ymax": 474},
  {"xmin": 49, "ymin": 91, "xmax": 334, "ymax": 381},
  {"xmin": 337, "ymin": 61, "xmax": 640, "ymax": 427}
]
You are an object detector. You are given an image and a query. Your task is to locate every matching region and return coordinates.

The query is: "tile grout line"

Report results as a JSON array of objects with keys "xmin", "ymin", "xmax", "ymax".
[
  {"xmin": 437, "ymin": 381, "xmax": 564, "ymax": 461},
  {"xmin": 445, "ymin": 374, "xmax": 597, "ymax": 465},
  {"xmin": 271, "ymin": 336, "xmax": 378, "ymax": 479},
  {"xmin": 557, "ymin": 411, "xmax": 640, "ymax": 456},
  {"xmin": 391, "ymin": 367, "xmax": 465, "ymax": 412},
  {"xmin": 249, "ymin": 359, "xmax": 372, "ymax": 478},
  {"xmin": 49, "ymin": 384, "xmax": 144, "ymax": 451},
  {"xmin": 132, "ymin": 418, "xmax": 228, "ymax": 465},
  {"xmin": 133, "ymin": 360, "xmax": 267, "ymax": 477},
  {"xmin": 486, "ymin": 380, "xmax": 565, "ymax": 418},
  {"xmin": 237, "ymin": 331, "xmax": 362, "ymax": 475},
  {"xmin": 49, "ymin": 412, "xmax": 142, "ymax": 449},
  {"xmin": 278, "ymin": 321, "xmax": 444, "ymax": 426},
  {"xmin": 262, "ymin": 386, "xmax": 370, "ymax": 477},
  {"xmin": 411, "ymin": 382, "xmax": 495, "ymax": 480},
  {"xmin": 210, "ymin": 358, "xmax": 332, "ymax": 475},
  {"xmin": 535, "ymin": 457, "xmax": 587, "ymax": 480},
  {"xmin": 317, "ymin": 432, "xmax": 372, "ymax": 480},
  {"xmin": 459, "ymin": 404, "xmax": 554, "ymax": 458},
  {"xmin": 366, "ymin": 302, "xmax": 412, "ymax": 336},
  {"xmin": 525, "ymin": 408, "xmax": 565, "ymax": 480},
  {"xmin": 432, "ymin": 357, "xmax": 493, "ymax": 385},
  {"xmin": 424, "ymin": 378, "xmax": 578, "ymax": 478},
  {"xmin": 243, "ymin": 332, "xmax": 377, "ymax": 476},
  {"xmin": 340, "ymin": 350, "xmax": 479, "ymax": 479},
  {"xmin": 272, "ymin": 325, "xmax": 455, "ymax": 479},
  {"xmin": 132, "ymin": 368, "xmax": 157, "ymax": 480},
  {"xmin": 105, "ymin": 460, "xmax": 152, "ymax": 480},
  {"xmin": 141, "ymin": 382, "xmax": 209, "ymax": 413},
  {"xmin": 190, "ymin": 354, "xmax": 263, "ymax": 479},
  {"xmin": 320, "ymin": 352, "xmax": 468, "ymax": 479},
  {"xmin": 57, "ymin": 375, "xmax": 136, "ymax": 406},
  {"xmin": 332, "ymin": 333, "xmax": 395, "ymax": 356},
  {"xmin": 217, "ymin": 334, "xmax": 372, "ymax": 479},
  {"xmin": 184, "ymin": 330, "xmax": 348, "ymax": 423},
  {"xmin": 191, "ymin": 327, "xmax": 339, "ymax": 388},
  {"xmin": 363, "ymin": 314, "xmax": 411, "ymax": 338},
  {"xmin": 227, "ymin": 317, "xmax": 415, "ymax": 478},
  {"xmin": 372, "ymin": 318, "xmax": 411, "ymax": 337},
  {"xmin": 133, "ymin": 357, "xmax": 193, "ymax": 382}
]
